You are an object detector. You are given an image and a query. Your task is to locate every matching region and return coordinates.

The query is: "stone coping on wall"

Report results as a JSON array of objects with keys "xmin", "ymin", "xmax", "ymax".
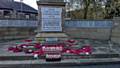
[{"xmin": 36, "ymin": 33, "xmax": 68, "ymax": 38}]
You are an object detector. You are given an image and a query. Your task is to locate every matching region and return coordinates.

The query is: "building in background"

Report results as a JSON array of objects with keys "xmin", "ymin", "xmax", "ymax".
[{"xmin": 0, "ymin": 0, "xmax": 37, "ymax": 41}]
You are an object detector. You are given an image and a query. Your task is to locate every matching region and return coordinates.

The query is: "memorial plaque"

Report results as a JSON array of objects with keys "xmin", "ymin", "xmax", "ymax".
[{"xmin": 41, "ymin": 7, "xmax": 62, "ymax": 32}]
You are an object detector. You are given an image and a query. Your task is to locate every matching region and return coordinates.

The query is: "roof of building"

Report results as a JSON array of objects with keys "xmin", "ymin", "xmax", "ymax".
[
  {"xmin": 37, "ymin": 0, "xmax": 64, "ymax": 2},
  {"xmin": 13, "ymin": 2, "xmax": 37, "ymax": 13},
  {"xmin": 0, "ymin": 0, "xmax": 12, "ymax": 9},
  {"xmin": 0, "ymin": 0, "xmax": 37, "ymax": 13}
]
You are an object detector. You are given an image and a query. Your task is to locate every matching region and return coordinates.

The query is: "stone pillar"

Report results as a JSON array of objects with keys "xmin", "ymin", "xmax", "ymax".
[
  {"xmin": 36, "ymin": 0, "xmax": 68, "ymax": 42},
  {"xmin": 111, "ymin": 17, "xmax": 120, "ymax": 44}
]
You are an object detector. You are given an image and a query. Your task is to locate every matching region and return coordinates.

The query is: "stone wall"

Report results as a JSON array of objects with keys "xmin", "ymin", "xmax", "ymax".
[
  {"xmin": 64, "ymin": 20, "xmax": 112, "ymax": 40},
  {"xmin": 111, "ymin": 17, "xmax": 120, "ymax": 44},
  {"xmin": 0, "ymin": 28, "xmax": 36, "ymax": 41},
  {"xmin": 65, "ymin": 28, "xmax": 111, "ymax": 40}
]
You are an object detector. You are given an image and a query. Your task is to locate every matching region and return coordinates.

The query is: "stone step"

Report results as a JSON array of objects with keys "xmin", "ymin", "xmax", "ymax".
[{"xmin": 0, "ymin": 54, "xmax": 119, "ymax": 61}]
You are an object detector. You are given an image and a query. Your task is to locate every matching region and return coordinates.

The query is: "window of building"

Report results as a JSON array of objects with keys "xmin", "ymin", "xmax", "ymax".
[
  {"xmin": 4, "ymin": 10, "xmax": 10, "ymax": 16},
  {"xmin": 25, "ymin": 14, "xmax": 30, "ymax": 19},
  {"xmin": 0, "ymin": 10, "xmax": 3, "ymax": 17},
  {"xmin": 30, "ymin": 14, "xmax": 36, "ymax": 19},
  {"xmin": 3, "ymin": 10, "xmax": 11, "ymax": 18},
  {"xmin": 17, "ymin": 12, "xmax": 25, "ymax": 19}
]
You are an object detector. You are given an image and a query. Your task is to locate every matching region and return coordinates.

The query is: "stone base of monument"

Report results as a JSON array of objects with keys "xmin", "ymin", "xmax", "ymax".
[{"xmin": 35, "ymin": 33, "xmax": 68, "ymax": 42}]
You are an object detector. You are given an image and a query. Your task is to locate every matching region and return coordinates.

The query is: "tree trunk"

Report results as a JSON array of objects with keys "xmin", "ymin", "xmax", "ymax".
[{"xmin": 83, "ymin": 0, "xmax": 90, "ymax": 19}]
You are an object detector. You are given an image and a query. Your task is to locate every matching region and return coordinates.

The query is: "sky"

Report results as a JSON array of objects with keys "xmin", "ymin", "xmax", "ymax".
[{"xmin": 15, "ymin": 0, "xmax": 38, "ymax": 9}]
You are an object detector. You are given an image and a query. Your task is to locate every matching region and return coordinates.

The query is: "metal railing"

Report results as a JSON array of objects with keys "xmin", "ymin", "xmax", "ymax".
[
  {"xmin": 64, "ymin": 20, "xmax": 113, "ymax": 28},
  {"xmin": 0, "ymin": 19, "xmax": 37, "ymax": 27},
  {"xmin": 0, "ymin": 19, "xmax": 113, "ymax": 28}
]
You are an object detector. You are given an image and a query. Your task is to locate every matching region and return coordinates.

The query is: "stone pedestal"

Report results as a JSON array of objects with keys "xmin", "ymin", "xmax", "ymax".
[{"xmin": 36, "ymin": 0, "xmax": 68, "ymax": 42}]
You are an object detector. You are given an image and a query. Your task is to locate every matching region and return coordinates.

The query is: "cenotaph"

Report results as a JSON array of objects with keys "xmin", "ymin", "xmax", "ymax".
[{"xmin": 36, "ymin": 0, "xmax": 68, "ymax": 42}]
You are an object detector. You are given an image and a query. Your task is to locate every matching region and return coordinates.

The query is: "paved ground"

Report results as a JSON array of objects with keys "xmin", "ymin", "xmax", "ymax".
[
  {"xmin": 0, "ymin": 39, "xmax": 120, "ymax": 56},
  {"xmin": 0, "ymin": 39, "xmax": 120, "ymax": 68},
  {"xmin": 0, "ymin": 64, "xmax": 120, "ymax": 68},
  {"xmin": 0, "ymin": 40, "xmax": 32, "ymax": 56},
  {"xmin": 0, "ymin": 58, "xmax": 120, "ymax": 64},
  {"xmin": 0, "ymin": 59, "xmax": 120, "ymax": 68}
]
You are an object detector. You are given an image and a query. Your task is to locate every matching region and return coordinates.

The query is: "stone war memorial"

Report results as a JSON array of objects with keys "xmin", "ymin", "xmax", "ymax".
[
  {"xmin": 35, "ymin": 0, "xmax": 114, "ymax": 42},
  {"xmin": 36, "ymin": 0, "xmax": 68, "ymax": 42}
]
